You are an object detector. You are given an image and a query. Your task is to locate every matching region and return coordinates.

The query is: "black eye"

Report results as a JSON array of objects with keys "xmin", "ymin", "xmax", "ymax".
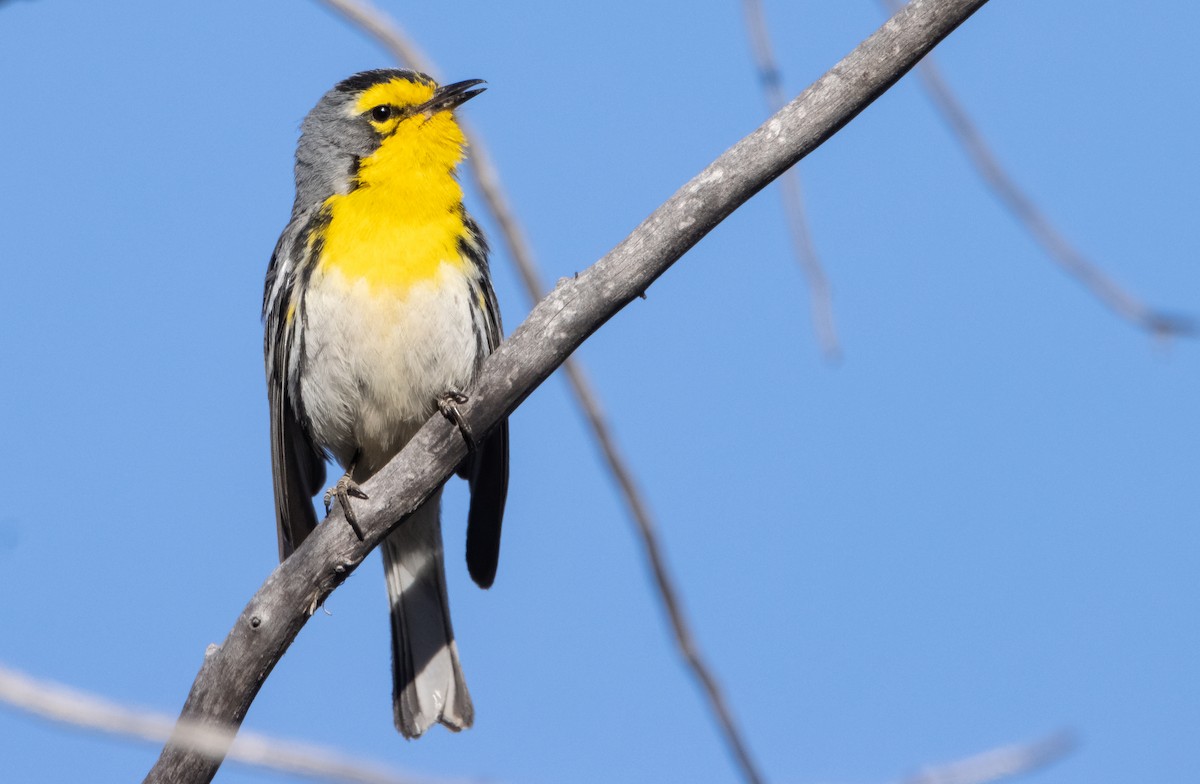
[{"xmin": 370, "ymin": 105, "xmax": 393, "ymax": 122}]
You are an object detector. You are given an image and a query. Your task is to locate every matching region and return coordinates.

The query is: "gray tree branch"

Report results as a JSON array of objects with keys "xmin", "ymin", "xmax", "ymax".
[{"xmin": 144, "ymin": 1, "xmax": 990, "ymax": 781}]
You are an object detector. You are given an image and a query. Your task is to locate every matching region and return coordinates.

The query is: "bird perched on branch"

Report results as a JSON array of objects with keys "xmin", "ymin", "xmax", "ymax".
[{"xmin": 262, "ymin": 69, "xmax": 508, "ymax": 738}]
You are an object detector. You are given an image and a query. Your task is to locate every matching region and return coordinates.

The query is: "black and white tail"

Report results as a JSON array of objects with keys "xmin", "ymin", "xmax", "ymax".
[{"xmin": 381, "ymin": 489, "xmax": 474, "ymax": 738}]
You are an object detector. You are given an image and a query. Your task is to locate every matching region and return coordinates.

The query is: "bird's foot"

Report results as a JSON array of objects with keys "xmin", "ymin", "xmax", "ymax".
[
  {"xmin": 438, "ymin": 388, "xmax": 477, "ymax": 456},
  {"xmin": 324, "ymin": 473, "xmax": 369, "ymax": 540}
]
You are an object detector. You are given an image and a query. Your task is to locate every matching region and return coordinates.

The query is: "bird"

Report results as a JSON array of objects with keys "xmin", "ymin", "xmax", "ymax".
[{"xmin": 262, "ymin": 69, "xmax": 508, "ymax": 739}]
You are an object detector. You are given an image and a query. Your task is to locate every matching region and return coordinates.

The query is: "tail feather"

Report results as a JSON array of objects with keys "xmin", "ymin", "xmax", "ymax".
[
  {"xmin": 381, "ymin": 490, "xmax": 473, "ymax": 738},
  {"xmin": 465, "ymin": 418, "xmax": 509, "ymax": 588}
]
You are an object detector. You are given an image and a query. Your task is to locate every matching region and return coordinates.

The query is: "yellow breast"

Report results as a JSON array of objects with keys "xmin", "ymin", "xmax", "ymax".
[{"xmin": 316, "ymin": 112, "xmax": 471, "ymax": 295}]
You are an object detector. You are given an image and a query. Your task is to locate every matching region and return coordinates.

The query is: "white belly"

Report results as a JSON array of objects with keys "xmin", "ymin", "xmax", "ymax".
[{"xmin": 297, "ymin": 262, "xmax": 481, "ymax": 473}]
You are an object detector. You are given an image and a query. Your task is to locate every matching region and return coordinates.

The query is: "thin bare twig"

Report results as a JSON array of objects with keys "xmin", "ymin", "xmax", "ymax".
[
  {"xmin": 0, "ymin": 663, "xmax": 450, "ymax": 784},
  {"xmin": 314, "ymin": 0, "xmax": 435, "ymax": 69},
  {"xmin": 313, "ymin": 1, "xmax": 766, "ymax": 782},
  {"xmin": 880, "ymin": 0, "xmax": 1192, "ymax": 337},
  {"xmin": 557, "ymin": 359, "xmax": 765, "ymax": 784},
  {"xmin": 146, "ymin": 3, "xmax": 993, "ymax": 779},
  {"xmin": 898, "ymin": 730, "xmax": 1075, "ymax": 784},
  {"xmin": 741, "ymin": 0, "xmax": 841, "ymax": 360}
]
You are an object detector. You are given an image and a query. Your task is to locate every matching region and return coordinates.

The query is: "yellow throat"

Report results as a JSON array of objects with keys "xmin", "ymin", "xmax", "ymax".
[{"xmin": 317, "ymin": 79, "xmax": 471, "ymax": 294}]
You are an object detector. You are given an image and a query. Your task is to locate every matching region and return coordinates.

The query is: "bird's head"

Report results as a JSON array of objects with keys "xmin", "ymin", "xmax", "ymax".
[{"xmin": 293, "ymin": 69, "xmax": 485, "ymax": 207}]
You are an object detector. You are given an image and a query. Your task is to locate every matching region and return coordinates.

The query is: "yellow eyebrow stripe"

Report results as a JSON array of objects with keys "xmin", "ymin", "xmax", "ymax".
[{"xmin": 354, "ymin": 79, "xmax": 436, "ymax": 114}]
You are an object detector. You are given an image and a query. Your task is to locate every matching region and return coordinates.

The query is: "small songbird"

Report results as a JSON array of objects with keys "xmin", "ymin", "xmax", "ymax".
[{"xmin": 262, "ymin": 69, "xmax": 508, "ymax": 738}]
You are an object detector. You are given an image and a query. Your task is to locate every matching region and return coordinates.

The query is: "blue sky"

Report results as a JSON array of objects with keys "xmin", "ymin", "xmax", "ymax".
[{"xmin": 1, "ymin": 2, "xmax": 1197, "ymax": 783}]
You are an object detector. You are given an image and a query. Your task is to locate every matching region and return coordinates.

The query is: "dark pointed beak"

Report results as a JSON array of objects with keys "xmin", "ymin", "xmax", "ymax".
[{"xmin": 421, "ymin": 79, "xmax": 487, "ymax": 114}]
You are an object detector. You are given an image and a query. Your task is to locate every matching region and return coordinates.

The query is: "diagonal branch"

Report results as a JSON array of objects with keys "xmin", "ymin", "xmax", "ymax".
[
  {"xmin": 315, "ymin": 2, "xmax": 766, "ymax": 780},
  {"xmin": 145, "ymin": 1, "xmax": 991, "ymax": 781},
  {"xmin": 880, "ymin": 0, "xmax": 1193, "ymax": 337},
  {"xmin": 741, "ymin": 0, "xmax": 841, "ymax": 360}
]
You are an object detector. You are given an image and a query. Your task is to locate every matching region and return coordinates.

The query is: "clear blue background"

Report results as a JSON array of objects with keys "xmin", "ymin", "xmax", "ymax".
[{"xmin": 1, "ymin": 2, "xmax": 1196, "ymax": 783}]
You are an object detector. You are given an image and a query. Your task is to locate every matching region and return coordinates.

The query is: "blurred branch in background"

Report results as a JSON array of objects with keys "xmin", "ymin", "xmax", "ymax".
[
  {"xmin": 880, "ymin": 0, "xmax": 1193, "ymax": 338},
  {"xmin": 0, "ymin": 663, "xmax": 446, "ymax": 784},
  {"xmin": 0, "ymin": 659, "xmax": 1071, "ymax": 784},
  {"xmin": 740, "ymin": 0, "xmax": 841, "ymax": 360},
  {"xmin": 313, "ymin": 1, "xmax": 767, "ymax": 782},
  {"xmin": 898, "ymin": 731, "xmax": 1075, "ymax": 784}
]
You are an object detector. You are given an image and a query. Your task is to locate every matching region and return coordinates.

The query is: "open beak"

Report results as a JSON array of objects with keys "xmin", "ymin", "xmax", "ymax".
[{"xmin": 420, "ymin": 79, "xmax": 487, "ymax": 115}]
